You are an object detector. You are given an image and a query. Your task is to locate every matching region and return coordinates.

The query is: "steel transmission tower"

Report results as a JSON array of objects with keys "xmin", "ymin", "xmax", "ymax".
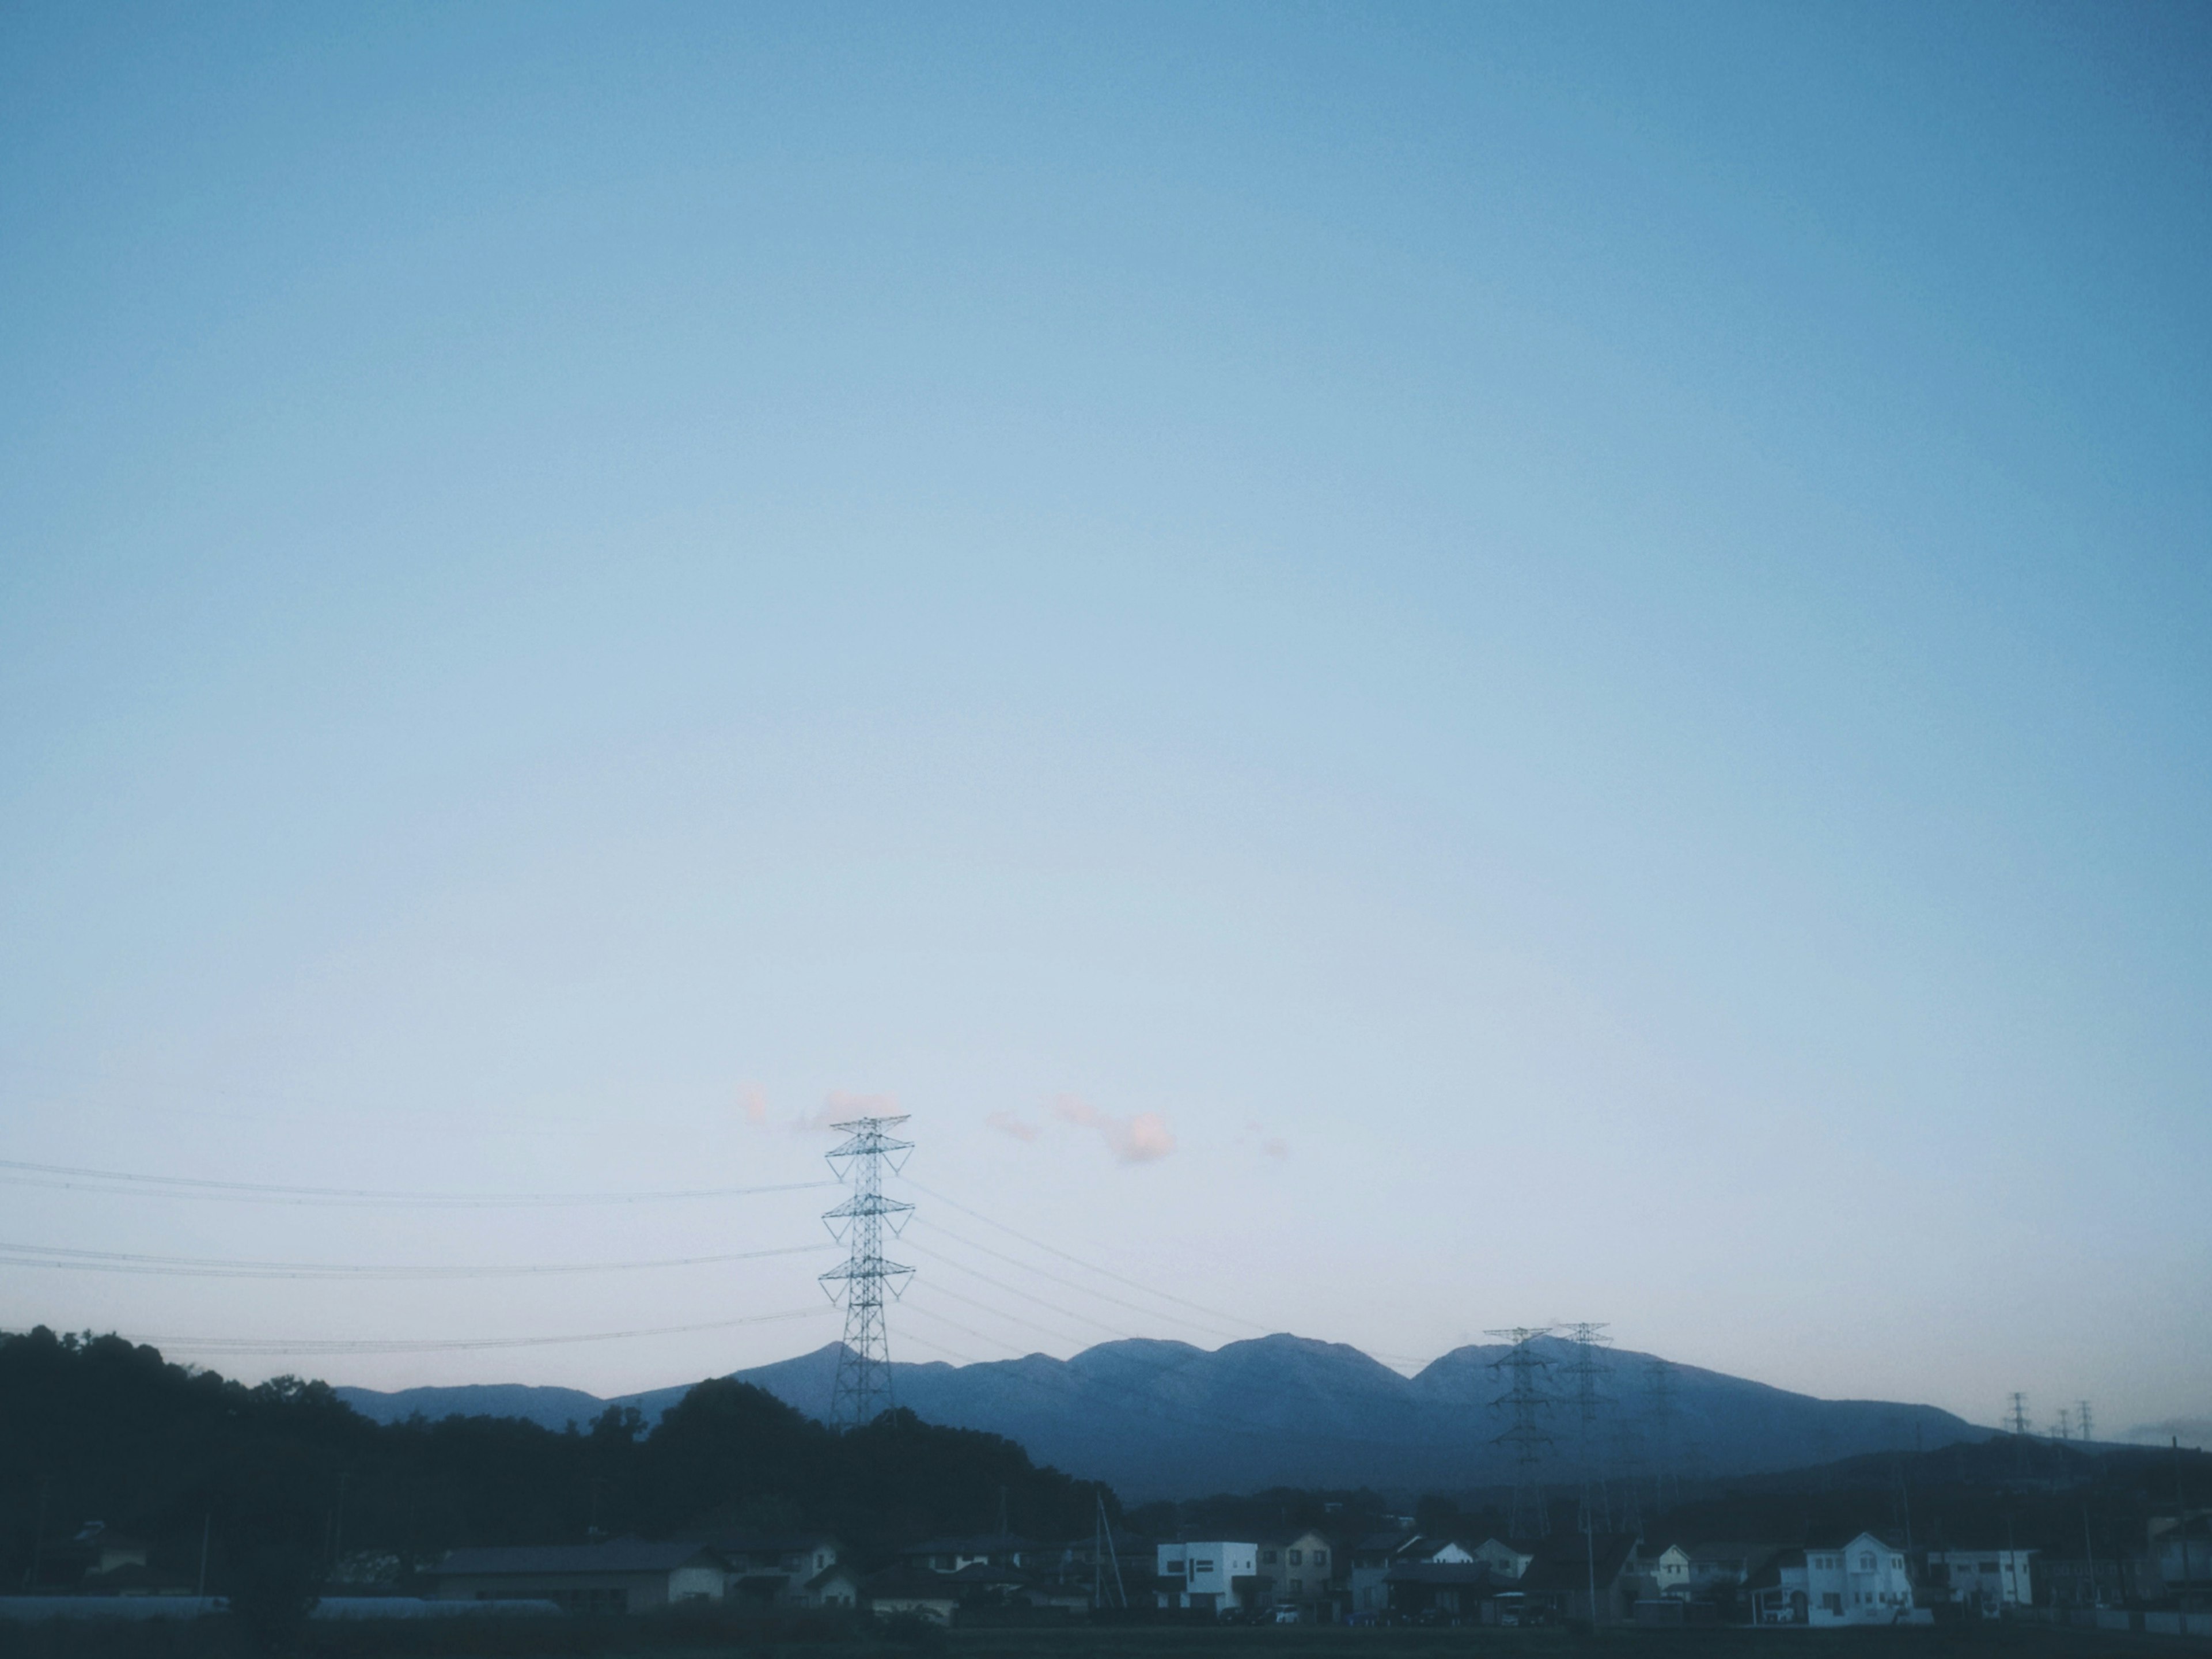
[
  {"xmin": 1561, "ymin": 1323, "xmax": 1614, "ymax": 1534},
  {"xmin": 1487, "ymin": 1327, "xmax": 1556, "ymax": 1537},
  {"xmin": 2076, "ymin": 1401, "xmax": 2094, "ymax": 1446},
  {"xmin": 2008, "ymin": 1393, "xmax": 2031, "ymax": 1435},
  {"xmin": 819, "ymin": 1114, "xmax": 914, "ymax": 1428}
]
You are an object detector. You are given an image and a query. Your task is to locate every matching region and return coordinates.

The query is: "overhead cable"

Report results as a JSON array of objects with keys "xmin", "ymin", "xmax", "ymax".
[
  {"xmin": 900, "ymin": 1176, "xmax": 1270, "ymax": 1331},
  {"xmin": 0, "ymin": 1158, "xmax": 834, "ymax": 1208},
  {"xmin": 134, "ymin": 1305, "xmax": 835, "ymax": 1357},
  {"xmin": 0, "ymin": 1240, "xmax": 834, "ymax": 1281}
]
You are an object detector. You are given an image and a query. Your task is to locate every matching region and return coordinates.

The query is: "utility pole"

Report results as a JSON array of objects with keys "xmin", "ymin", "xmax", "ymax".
[
  {"xmin": 1487, "ymin": 1327, "xmax": 1556, "ymax": 1538},
  {"xmin": 820, "ymin": 1114, "xmax": 915, "ymax": 1429},
  {"xmin": 1094, "ymin": 1490, "xmax": 1127, "ymax": 1611},
  {"xmin": 196, "ymin": 1514, "xmax": 211, "ymax": 1599}
]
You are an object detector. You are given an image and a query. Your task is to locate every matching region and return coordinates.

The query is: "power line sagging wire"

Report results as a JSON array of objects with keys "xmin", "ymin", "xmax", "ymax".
[
  {"xmin": 899, "ymin": 1177, "xmax": 1270, "ymax": 1334},
  {"xmin": 0, "ymin": 1240, "xmax": 836, "ymax": 1281},
  {"xmin": 0, "ymin": 1158, "xmax": 836, "ymax": 1207},
  {"xmin": 906, "ymin": 1218, "xmax": 1242, "ymax": 1340},
  {"xmin": 137, "ymin": 1306, "xmax": 837, "ymax": 1357}
]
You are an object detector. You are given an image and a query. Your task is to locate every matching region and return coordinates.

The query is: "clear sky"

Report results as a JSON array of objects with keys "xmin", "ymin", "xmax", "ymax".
[{"xmin": 2, "ymin": 2, "xmax": 2207, "ymax": 1442}]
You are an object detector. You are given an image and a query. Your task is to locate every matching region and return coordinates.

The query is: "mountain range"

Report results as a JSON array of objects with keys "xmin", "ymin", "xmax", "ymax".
[{"xmin": 335, "ymin": 1334, "xmax": 1993, "ymax": 1501}]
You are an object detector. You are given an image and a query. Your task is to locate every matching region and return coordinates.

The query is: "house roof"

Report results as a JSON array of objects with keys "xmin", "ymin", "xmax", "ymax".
[
  {"xmin": 699, "ymin": 1532, "xmax": 840, "ymax": 1555},
  {"xmin": 1519, "ymin": 1535, "xmax": 1641, "ymax": 1593},
  {"xmin": 1386, "ymin": 1562, "xmax": 1493, "ymax": 1586},
  {"xmin": 896, "ymin": 1533, "xmax": 1039, "ymax": 1556},
  {"xmin": 804, "ymin": 1563, "xmax": 862, "ymax": 1591},
  {"xmin": 431, "ymin": 1540, "xmax": 723, "ymax": 1578}
]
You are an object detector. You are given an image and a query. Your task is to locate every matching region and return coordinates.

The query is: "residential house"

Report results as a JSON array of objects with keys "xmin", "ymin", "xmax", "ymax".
[
  {"xmin": 1922, "ymin": 1550, "xmax": 2035, "ymax": 1613},
  {"xmin": 1688, "ymin": 1542, "xmax": 1773, "ymax": 1594},
  {"xmin": 706, "ymin": 1534, "xmax": 847, "ymax": 1608},
  {"xmin": 1471, "ymin": 1537, "xmax": 1533, "ymax": 1581},
  {"xmin": 897, "ymin": 1535, "xmax": 1043, "ymax": 1574},
  {"xmin": 1517, "ymin": 1535, "xmax": 1645, "ymax": 1625},
  {"xmin": 2152, "ymin": 1515, "xmax": 2212, "ymax": 1604},
  {"xmin": 1747, "ymin": 1534, "xmax": 1930, "ymax": 1627},
  {"xmin": 1256, "ymin": 1530, "xmax": 1343, "ymax": 1619},
  {"xmin": 1347, "ymin": 1531, "xmax": 1415, "ymax": 1616},
  {"xmin": 1384, "ymin": 1560, "xmax": 1493, "ymax": 1622},
  {"xmin": 426, "ymin": 1541, "xmax": 728, "ymax": 1614},
  {"xmin": 863, "ymin": 1565, "xmax": 963, "ymax": 1626},
  {"xmin": 1156, "ymin": 1540, "xmax": 1261, "ymax": 1615},
  {"xmin": 1649, "ymin": 1544, "xmax": 1692, "ymax": 1599}
]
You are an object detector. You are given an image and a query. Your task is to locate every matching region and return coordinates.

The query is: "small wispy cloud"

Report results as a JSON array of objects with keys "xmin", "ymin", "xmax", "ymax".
[
  {"xmin": 986, "ymin": 1109, "xmax": 1040, "ymax": 1142},
  {"xmin": 1243, "ymin": 1117, "xmax": 1290, "ymax": 1160},
  {"xmin": 737, "ymin": 1082, "xmax": 768, "ymax": 1127},
  {"xmin": 1052, "ymin": 1093, "xmax": 1176, "ymax": 1164}
]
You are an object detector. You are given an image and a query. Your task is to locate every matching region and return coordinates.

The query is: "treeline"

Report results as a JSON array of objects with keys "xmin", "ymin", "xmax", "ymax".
[{"xmin": 0, "ymin": 1328, "xmax": 1115, "ymax": 1596}]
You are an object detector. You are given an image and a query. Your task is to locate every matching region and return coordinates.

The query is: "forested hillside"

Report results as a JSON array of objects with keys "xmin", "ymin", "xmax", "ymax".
[{"xmin": 0, "ymin": 1327, "xmax": 1112, "ymax": 1599}]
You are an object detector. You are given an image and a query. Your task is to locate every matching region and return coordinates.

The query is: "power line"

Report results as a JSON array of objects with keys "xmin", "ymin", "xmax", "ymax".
[
  {"xmin": 131, "ymin": 1305, "xmax": 836, "ymax": 1357},
  {"xmin": 900, "ymin": 1177, "xmax": 1270, "ymax": 1333},
  {"xmin": 906, "ymin": 1219, "xmax": 1243, "ymax": 1341},
  {"xmin": 0, "ymin": 1240, "xmax": 834, "ymax": 1281},
  {"xmin": 0, "ymin": 1158, "xmax": 835, "ymax": 1208}
]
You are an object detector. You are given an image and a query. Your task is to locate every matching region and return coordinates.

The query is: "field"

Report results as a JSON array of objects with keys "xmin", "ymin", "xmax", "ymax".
[{"xmin": 3, "ymin": 1616, "xmax": 2199, "ymax": 1659}]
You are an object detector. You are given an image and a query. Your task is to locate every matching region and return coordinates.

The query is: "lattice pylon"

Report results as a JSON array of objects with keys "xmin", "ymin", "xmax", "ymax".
[{"xmin": 820, "ymin": 1115, "xmax": 914, "ymax": 1428}]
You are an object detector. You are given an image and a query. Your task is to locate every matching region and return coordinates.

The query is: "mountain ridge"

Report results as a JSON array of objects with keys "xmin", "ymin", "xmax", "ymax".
[{"xmin": 335, "ymin": 1332, "xmax": 1993, "ymax": 1500}]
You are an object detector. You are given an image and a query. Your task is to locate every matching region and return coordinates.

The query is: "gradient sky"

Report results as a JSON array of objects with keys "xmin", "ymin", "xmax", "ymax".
[{"xmin": 3, "ymin": 2, "xmax": 2208, "ymax": 1441}]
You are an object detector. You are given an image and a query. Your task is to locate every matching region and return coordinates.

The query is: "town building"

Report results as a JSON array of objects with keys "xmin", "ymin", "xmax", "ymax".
[
  {"xmin": 1156, "ymin": 1540, "xmax": 1261, "ymax": 1615},
  {"xmin": 1922, "ymin": 1549, "xmax": 2035, "ymax": 1613},
  {"xmin": 706, "ymin": 1533, "xmax": 848, "ymax": 1607},
  {"xmin": 1747, "ymin": 1533, "xmax": 1930, "ymax": 1627},
  {"xmin": 426, "ymin": 1541, "xmax": 728, "ymax": 1614},
  {"xmin": 2152, "ymin": 1514, "xmax": 2212, "ymax": 1605}
]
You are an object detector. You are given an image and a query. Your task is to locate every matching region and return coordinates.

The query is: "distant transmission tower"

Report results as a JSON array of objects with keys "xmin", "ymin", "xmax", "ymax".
[
  {"xmin": 1487, "ymin": 1326, "xmax": 1556, "ymax": 1537},
  {"xmin": 2053, "ymin": 1407, "xmax": 2072, "ymax": 1442},
  {"xmin": 819, "ymin": 1113, "xmax": 914, "ymax": 1428},
  {"xmin": 2008, "ymin": 1393, "xmax": 2031, "ymax": 1435},
  {"xmin": 1560, "ymin": 1323, "xmax": 1614, "ymax": 1533},
  {"xmin": 2076, "ymin": 1400, "xmax": 2094, "ymax": 1446}
]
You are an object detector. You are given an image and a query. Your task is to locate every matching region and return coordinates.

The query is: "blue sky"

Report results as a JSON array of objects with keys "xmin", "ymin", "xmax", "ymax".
[{"xmin": 2, "ymin": 2, "xmax": 2207, "ymax": 1437}]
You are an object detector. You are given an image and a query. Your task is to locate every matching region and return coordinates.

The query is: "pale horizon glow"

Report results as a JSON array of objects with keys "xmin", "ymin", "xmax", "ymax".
[{"xmin": 1, "ymin": 2, "xmax": 2207, "ymax": 1448}]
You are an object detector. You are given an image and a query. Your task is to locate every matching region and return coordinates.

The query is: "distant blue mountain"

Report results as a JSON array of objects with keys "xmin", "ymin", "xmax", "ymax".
[{"xmin": 334, "ymin": 1332, "xmax": 1991, "ymax": 1501}]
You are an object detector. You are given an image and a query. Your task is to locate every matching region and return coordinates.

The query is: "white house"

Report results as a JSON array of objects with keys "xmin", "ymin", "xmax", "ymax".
[
  {"xmin": 1471, "ymin": 1538, "xmax": 1531, "ymax": 1580},
  {"xmin": 1924, "ymin": 1550, "xmax": 2035, "ymax": 1613},
  {"xmin": 1156, "ymin": 1541, "xmax": 1260, "ymax": 1615},
  {"xmin": 1650, "ymin": 1544, "xmax": 1692, "ymax": 1598},
  {"xmin": 1750, "ymin": 1534, "xmax": 1929, "ymax": 1627}
]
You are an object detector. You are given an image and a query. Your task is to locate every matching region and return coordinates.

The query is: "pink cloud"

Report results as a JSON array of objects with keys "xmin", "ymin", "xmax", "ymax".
[
  {"xmin": 737, "ymin": 1082, "xmax": 768, "ymax": 1126},
  {"xmin": 986, "ymin": 1109, "xmax": 1040, "ymax": 1142},
  {"xmin": 1051, "ymin": 1093, "xmax": 1176, "ymax": 1165}
]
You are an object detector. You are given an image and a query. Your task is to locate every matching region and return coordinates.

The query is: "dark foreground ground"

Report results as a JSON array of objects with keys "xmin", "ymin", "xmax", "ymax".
[{"xmin": 2, "ymin": 1616, "xmax": 2204, "ymax": 1659}]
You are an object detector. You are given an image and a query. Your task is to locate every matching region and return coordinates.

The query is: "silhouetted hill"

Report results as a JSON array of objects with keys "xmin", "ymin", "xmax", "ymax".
[{"xmin": 338, "ymin": 1332, "xmax": 1993, "ymax": 1499}]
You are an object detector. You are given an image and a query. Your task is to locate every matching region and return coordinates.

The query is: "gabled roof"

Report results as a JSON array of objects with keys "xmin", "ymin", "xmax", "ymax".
[
  {"xmin": 1519, "ymin": 1534, "xmax": 1641, "ymax": 1593},
  {"xmin": 1385, "ymin": 1561, "xmax": 1493, "ymax": 1586},
  {"xmin": 896, "ymin": 1533, "xmax": 1039, "ymax": 1556},
  {"xmin": 699, "ymin": 1532, "xmax": 840, "ymax": 1555},
  {"xmin": 432, "ymin": 1540, "xmax": 724, "ymax": 1577}
]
